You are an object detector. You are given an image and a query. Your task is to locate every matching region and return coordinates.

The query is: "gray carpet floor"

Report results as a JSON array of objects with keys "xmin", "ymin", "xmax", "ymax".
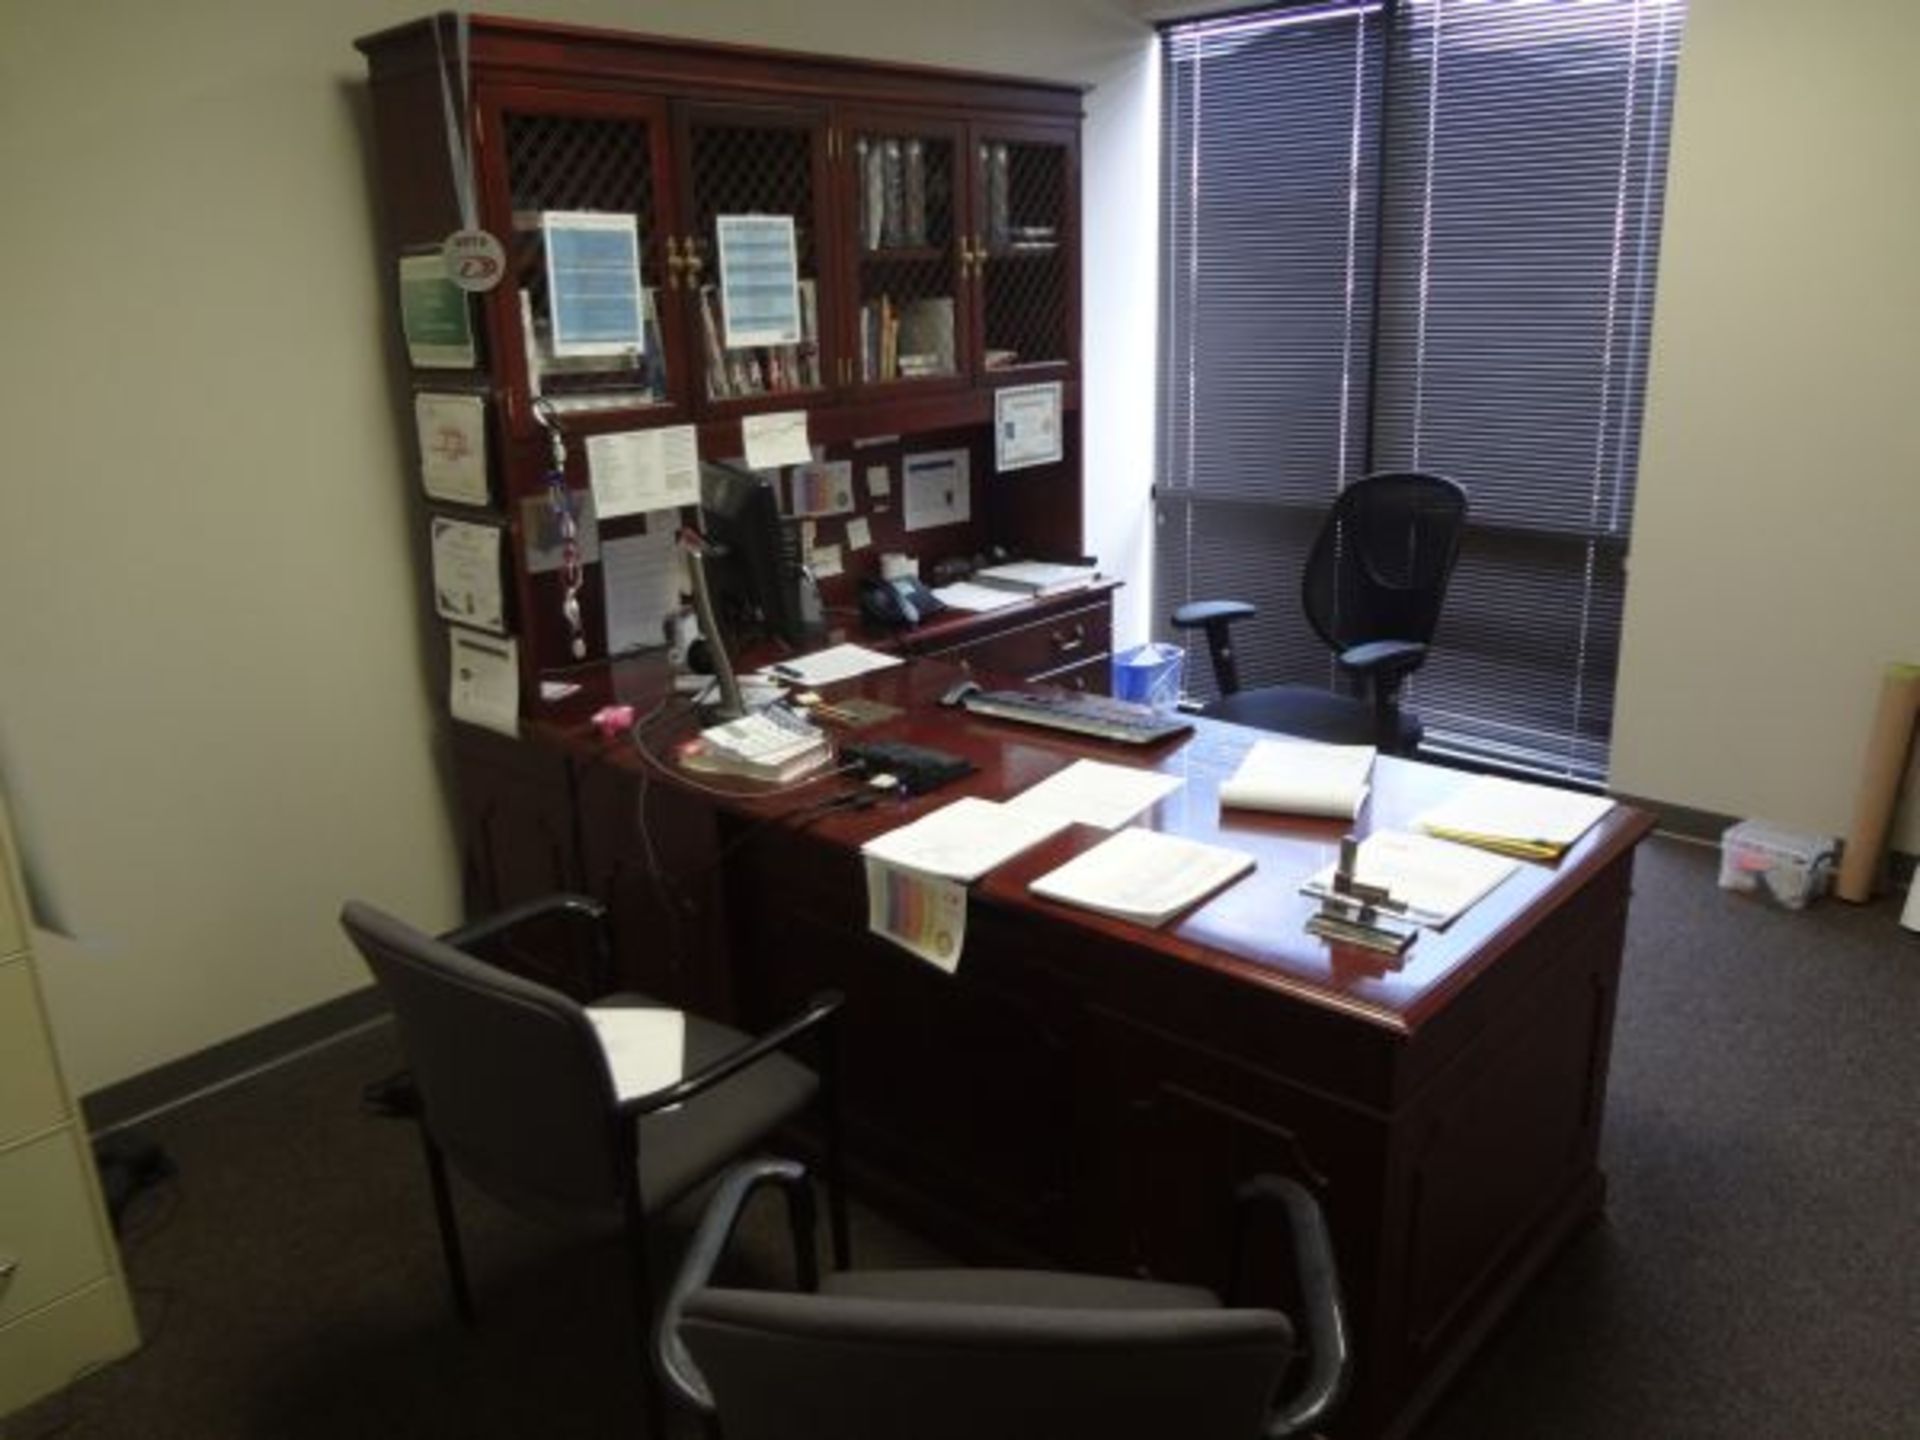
[{"xmin": 7, "ymin": 835, "xmax": 1918, "ymax": 1439}]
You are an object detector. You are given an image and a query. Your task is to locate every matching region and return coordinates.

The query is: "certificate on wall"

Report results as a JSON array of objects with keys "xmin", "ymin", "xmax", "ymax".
[
  {"xmin": 902, "ymin": 448, "xmax": 971, "ymax": 532},
  {"xmin": 994, "ymin": 381, "xmax": 1064, "ymax": 471},
  {"xmin": 398, "ymin": 254, "xmax": 475, "ymax": 369},
  {"xmin": 430, "ymin": 517, "xmax": 507, "ymax": 634},
  {"xmin": 448, "ymin": 630, "xmax": 519, "ymax": 738},
  {"xmin": 414, "ymin": 393, "xmax": 489, "ymax": 506},
  {"xmin": 542, "ymin": 211, "xmax": 646, "ymax": 357},
  {"xmin": 716, "ymin": 215, "xmax": 802, "ymax": 347}
]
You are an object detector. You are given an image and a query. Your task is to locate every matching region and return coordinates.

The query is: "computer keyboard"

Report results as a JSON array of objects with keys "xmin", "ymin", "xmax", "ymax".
[{"xmin": 960, "ymin": 689, "xmax": 1194, "ymax": 745}]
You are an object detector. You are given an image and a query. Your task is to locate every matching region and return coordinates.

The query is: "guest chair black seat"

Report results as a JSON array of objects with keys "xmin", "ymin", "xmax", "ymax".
[
  {"xmin": 657, "ymin": 1157, "xmax": 1349, "ymax": 1440},
  {"xmin": 1172, "ymin": 472, "xmax": 1467, "ymax": 756},
  {"xmin": 338, "ymin": 895, "xmax": 849, "ymax": 1436}
]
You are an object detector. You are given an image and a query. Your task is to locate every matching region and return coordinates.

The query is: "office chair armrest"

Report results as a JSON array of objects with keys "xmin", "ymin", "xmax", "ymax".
[
  {"xmin": 1337, "ymin": 638, "xmax": 1426, "ymax": 681},
  {"xmin": 1170, "ymin": 599, "xmax": 1257, "ymax": 630},
  {"xmin": 1230, "ymin": 1175, "xmax": 1351, "ymax": 1439},
  {"xmin": 655, "ymin": 1156, "xmax": 820, "ymax": 1416},
  {"xmin": 619, "ymin": 990, "xmax": 845, "ymax": 1119},
  {"xmin": 438, "ymin": 893, "xmax": 609, "ymax": 950},
  {"xmin": 439, "ymin": 893, "xmax": 614, "ymax": 1000}
]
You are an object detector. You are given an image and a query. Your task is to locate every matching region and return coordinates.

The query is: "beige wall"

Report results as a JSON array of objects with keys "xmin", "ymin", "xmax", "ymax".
[
  {"xmin": 0, "ymin": 0, "xmax": 1156, "ymax": 1095},
  {"xmin": 1613, "ymin": 0, "xmax": 1920, "ymax": 852}
]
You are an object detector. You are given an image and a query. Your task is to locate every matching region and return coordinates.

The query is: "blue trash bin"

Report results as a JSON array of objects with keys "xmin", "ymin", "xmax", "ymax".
[{"xmin": 1111, "ymin": 643, "xmax": 1185, "ymax": 711}]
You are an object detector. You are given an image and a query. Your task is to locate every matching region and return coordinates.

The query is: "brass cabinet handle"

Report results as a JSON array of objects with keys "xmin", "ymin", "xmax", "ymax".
[
  {"xmin": 664, "ymin": 235, "xmax": 685, "ymax": 291},
  {"xmin": 683, "ymin": 235, "xmax": 705, "ymax": 284}
]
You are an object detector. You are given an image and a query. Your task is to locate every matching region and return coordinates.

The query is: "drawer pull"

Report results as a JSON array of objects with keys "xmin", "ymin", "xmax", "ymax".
[{"xmin": 1051, "ymin": 624, "xmax": 1086, "ymax": 655}]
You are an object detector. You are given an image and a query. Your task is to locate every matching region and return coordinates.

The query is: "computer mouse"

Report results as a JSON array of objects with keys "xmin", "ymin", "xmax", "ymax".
[{"xmin": 939, "ymin": 679, "xmax": 983, "ymax": 708}]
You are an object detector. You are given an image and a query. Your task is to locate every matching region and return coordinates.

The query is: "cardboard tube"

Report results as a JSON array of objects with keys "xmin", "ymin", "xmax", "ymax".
[{"xmin": 1835, "ymin": 662, "xmax": 1920, "ymax": 902}]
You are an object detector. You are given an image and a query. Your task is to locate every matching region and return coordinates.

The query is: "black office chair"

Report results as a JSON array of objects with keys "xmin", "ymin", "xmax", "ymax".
[
  {"xmin": 656, "ymin": 1157, "xmax": 1349, "ymax": 1440},
  {"xmin": 1172, "ymin": 472, "xmax": 1467, "ymax": 756},
  {"xmin": 338, "ymin": 895, "xmax": 850, "ymax": 1437}
]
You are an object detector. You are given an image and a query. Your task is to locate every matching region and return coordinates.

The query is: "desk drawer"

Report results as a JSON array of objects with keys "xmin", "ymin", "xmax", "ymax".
[
  {"xmin": 929, "ymin": 600, "xmax": 1111, "ymax": 680},
  {"xmin": 0, "ymin": 961, "xmax": 66, "ymax": 1146},
  {"xmin": 0, "ymin": 1127, "xmax": 111, "ymax": 1328}
]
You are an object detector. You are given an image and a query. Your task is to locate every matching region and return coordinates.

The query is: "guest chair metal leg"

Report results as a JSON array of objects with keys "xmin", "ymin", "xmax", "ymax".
[
  {"xmin": 624, "ymin": 1188, "xmax": 667, "ymax": 1440},
  {"xmin": 419, "ymin": 1129, "xmax": 474, "ymax": 1325},
  {"xmin": 820, "ymin": 1025, "xmax": 852, "ymax": 1270}
]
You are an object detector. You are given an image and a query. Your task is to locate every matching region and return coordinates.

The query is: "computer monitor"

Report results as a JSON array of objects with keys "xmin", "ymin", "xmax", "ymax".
[{"xmin": 697, "ymin": 461, "xmax": 808, "ymax": 648}]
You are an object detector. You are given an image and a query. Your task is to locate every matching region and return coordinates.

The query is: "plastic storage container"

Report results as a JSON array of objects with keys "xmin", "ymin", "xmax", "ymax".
[
  {"xmin": 1717, "ymin": 820, "xmax": 1837, "ymax": 910},
  {"xmin": 1111, "ymin": 643, "xmax": 1185, "ymax": 711}
]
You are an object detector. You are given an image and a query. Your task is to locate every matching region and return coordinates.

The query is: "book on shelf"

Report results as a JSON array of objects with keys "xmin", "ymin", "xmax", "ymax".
[
  {"xmin": 1030, "ymin": 827, "xmax": 1256, "ymax": 927},
  {"xmin": 973, "ymin": 560, "xmax": 1100, "ymax": 597},
  {"xmin": 700, "ymin": 281, "xmax": 821, "ymax": 400}
]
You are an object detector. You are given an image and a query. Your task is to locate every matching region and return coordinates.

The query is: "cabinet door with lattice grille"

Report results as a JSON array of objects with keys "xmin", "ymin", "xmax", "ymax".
[
  {"xmin": 833, "ymin": 112, "xmax": 970, "ymax": 397},
  {"xmin": 674, "ymin": 101, "xmax": 836, "ymax": 412},
  {"xmin": 968, "ymin": 121, "xmax": 1078, "ymax": 379},
  {"xmin": 477, "ymin": 86, "xmax": 686, "ymax": 436}
]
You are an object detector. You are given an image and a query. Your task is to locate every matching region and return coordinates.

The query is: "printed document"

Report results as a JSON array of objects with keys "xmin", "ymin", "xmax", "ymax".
[
  {"xmin": 742, "ymin": 410, "xmax": 813, "ymax": 470},
  {"xmin": 586, "ymin": 425, "xmax": 699, "ymax": 519},
  {"xmin": 1008, "ymin": 760, "xmax": 1184, "ymax": 831},
  {"xmin": 866, "ymin": 857, "xmax": 968, "ymax": 973},
  {"xmin": 862, "ymin": 797, "xmax": 1069, "ymax": 884},
  {"xmin": 1031, "ymin": 827, "xmax": 1255, "ymax": 926},
  {"xmin": 755, "ymin": 643, "xmax": 902, "ymax": 687},
  {"xmin": 1414, "ymin": 775, "xmax": 1615, "ymax": 861},
  {"xmin": 1218, "ymin": 740, "xmax": 1375, "ymax": 819},
  {"xmin": 1300, "ymin": 830, "xmax": 1519, "ymax": 928}
]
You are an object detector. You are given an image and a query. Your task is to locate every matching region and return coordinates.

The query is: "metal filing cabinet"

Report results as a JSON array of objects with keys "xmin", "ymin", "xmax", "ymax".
[{"xmin": 0, "ymin": 793, "xmax": 138, "ymax": 1416}]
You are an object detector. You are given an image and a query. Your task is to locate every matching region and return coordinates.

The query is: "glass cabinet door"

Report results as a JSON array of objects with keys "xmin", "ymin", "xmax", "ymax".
[
  {"xmin": 970, "ymin": 126, "xmax": 1075, "ymax": 375},
  {"xmin": 840, "ymin": 115, "xmax": 967, "ymax": 391},
  {"xmin": 483, "ymin": 88, "xmax": 684, "ymax": 427},
  {"xmin": 677, "ymin": 103, "xmax": 832, "ymax": 409}
]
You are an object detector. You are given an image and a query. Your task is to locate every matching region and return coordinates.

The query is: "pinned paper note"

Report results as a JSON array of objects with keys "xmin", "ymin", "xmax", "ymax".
[
  {"xmin": 789, "ymin": 459, "xmax": 855, "ymax": 516},
  {"xmin": 866, "ymin": 856, "xmax": 968, "ymax": 973},
  {"xmin": 430, "ymin": 518, "xmax": 505, "ymax": 633},
  {"xmin": 586, "ymin": 425, "xmax": 699, "ymax": 519},
  {"xmin": 602, "ymin": 527, "xmax": 684, "ymax": 655},
  {"xmin": 399, "ymin": 253, "xmax": 475, "ymax": 368},
  {"xmin": 414, "ymin": 393, "xmax": 489, "ymax": 505},
  {"xmin": 449, "ymin": 630, "xmax": 518, "ymax": 737},
  {"xmin": 810, "ymin": 543, "xmax": 844, "ymax": 579},
  {"xmin": 902, "ymin": 448, "xmax": 970, "ymax": 531},
  {"xmin": 865, "ymin": 463, "xmax": 892, "ymax": 498},
  {"xmin": 743, "ymin": 410, "xmax": 813, "ymax": 470},
  {"xmin": 846, "ymin": 517, "xmax": 873, "ymax": 551}
]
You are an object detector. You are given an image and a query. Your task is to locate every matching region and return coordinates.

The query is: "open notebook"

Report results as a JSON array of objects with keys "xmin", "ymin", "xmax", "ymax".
[{"xmin": 1031, "ymin": 827, "xmax": 1255, "ymax": 927}]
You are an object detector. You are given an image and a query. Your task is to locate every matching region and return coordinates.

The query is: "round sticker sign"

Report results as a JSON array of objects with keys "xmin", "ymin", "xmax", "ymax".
[{"xmin": 442, "ymin": 229, "xmax": 506, "ymax": 293}]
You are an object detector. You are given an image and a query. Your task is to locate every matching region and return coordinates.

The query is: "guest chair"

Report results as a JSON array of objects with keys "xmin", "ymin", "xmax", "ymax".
[
  {"xmin": 338, "ymin": 895, "xmax": 850, "ymax": 1436},
  {"xmin": 656, "ymin": 1157, "xmax": 1349, "ymax": 1440},
  {"xmin": 1172, "ymin": 471, "xmax": 1467, "ymax": 756}
]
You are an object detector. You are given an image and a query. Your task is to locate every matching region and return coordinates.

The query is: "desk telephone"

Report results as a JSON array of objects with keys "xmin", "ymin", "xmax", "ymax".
[{"xmin": 859, "ymin": 574, "xmax": 948, "ymax": 627}]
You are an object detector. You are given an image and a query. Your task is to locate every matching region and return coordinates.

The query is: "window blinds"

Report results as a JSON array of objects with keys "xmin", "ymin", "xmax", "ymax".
[{"xmin": 1155, "ymin": 0, "xmax": 1685, "ymax": 784}]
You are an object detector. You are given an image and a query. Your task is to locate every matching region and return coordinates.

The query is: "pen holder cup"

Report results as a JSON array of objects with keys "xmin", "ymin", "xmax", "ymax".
[{"xmin": 1112, "ymin": 643, "xmax": 1185, "ymax": 712}]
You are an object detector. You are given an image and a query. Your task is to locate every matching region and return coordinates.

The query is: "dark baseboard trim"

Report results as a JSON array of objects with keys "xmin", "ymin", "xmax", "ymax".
[{"xmin": 82, "ymin": 985, "xmax": 392, "ymax": 1136}]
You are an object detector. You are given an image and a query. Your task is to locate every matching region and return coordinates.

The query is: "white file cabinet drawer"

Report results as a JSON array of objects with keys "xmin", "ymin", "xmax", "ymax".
[
  {"xmin": 0, "ymin": 1128, "xmax": 112, "ymax": 1328},
  {"xmin": 0, "ymin": 960, "xmax": 67, "ymax": 1146},
  {"xmin": 0, "ymin": 1279, "xmax": 138, "ymax": 1415}
]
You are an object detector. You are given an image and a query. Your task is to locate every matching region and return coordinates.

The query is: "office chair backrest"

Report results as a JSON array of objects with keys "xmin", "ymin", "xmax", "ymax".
[
  {"xmin": 1303, "ymin": 471, "xmax": 1467, "ymax": 655},
  {"xmin": 340, "ymin": 901, "xmax": 624, "ymax": 1215},
  {"xmin": 678, "ymin": 1289, "xmax": 1295, "ymax": 1440}
]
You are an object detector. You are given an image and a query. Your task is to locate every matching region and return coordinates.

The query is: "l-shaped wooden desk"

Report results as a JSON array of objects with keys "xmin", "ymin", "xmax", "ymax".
[{"xmin": 453, "ymin": 650, "xmax": 1653, "ymax": 1440}]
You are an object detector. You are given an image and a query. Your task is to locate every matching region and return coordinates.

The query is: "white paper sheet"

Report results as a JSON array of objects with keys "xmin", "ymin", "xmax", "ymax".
[
  {"xmin": 586, "ymin": 425, "xmax": 699, "ymax": 519},
  {"xmin": 448, "ymin": 630, "xmax": 518, "ymax": 738},
  {"xmin": 866, "ymin": 857, "xmax": 968, "ymax": 973},
  {"xmin": 430, "ymin": 518, "xmax": 504, "ymax": 633},
  {"xmin": 1031, "ymin": 828, "xmax": 1255, "ymax": 926},
  {"xmin": 542, "ymin": 211, "xmax": 646, "ymax": 357},
  {"xmin": 1300, "ymin": 830, "xmax": 1520, "ymax": 928},
  {"xmin": 414, "ymin": 393, "xmax": 489, "ymax": 505},
  {"xmin": 1007, "ymin": 760, "xmax": 1184, "ymax": 831},
  {"xmin": 809, "ymin": 543, "xmax": 844, "ymax": 579},
  {"xmin": 1218, "ymin": 739, "xmax": 1375, "ymax": 819},
  {"xmin": 585, "ymin": 1007, "xmax": 685, "ymax": 1101},
  {"xmin": 846, "ymin": 517, "xmax": 873, "ymax": 551},
  {"xmin": 929, "ymin": 581, "xmax": 1024, "ymax": 613},
  {"xmin": 862, "ymin": 797, "xmax": 1070, "ymax": 883},
  {"xmin": 994, "ymin": 380, "xmax": 1064, "ymax": 472},
  {"xmin": 1413, "ymin": 775, "xmax": 1616, "ymax": 859},
  {"xmin": 716, "ymin": 214, "xmax": 802, "ymax": 347},
  {"xmin": 902, "ymin": 449, "xmax": 971, "ymax": 531},
  {"xmin": 602, "ymin": 528, "xmax": 684, "ymax": 655},
  {"xmin": 743, "ymin": 410, "xmax": 813, "ymax": 470},
  {"xmin": 865, "ymin": 463, "xmax": 892, "ymax": 498},
  {"xmin": 756, "ymin": 643, "xmax": 902, "ymax": 687},
  {"xmin": 789, "ymin": 459, "xmax": 855, "ymax": 517}
]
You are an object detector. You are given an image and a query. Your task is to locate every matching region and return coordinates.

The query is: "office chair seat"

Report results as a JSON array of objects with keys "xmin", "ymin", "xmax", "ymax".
[
  {"xmin": 599, "ymin": 998, "xmax": 819, "ymax": 1213},
  {"xmin": 1204, "ymin": 684, "xmax": 1421, "ymax": 753},
  {"xmin": 819, "ymin": 1268, "xmax": 1220, "ymax": 1312}
]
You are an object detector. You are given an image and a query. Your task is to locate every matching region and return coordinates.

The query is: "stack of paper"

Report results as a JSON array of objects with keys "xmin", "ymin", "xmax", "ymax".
[
  {"xmin": 1030, "ymin": 827, "xmax": 1255, "ymax": 927},
  {"xmin": 757, "ymin": 643, "xmax": 903, "ymax": 687},
  {"xmin": 1300, "ymin": 831, "xmax": 1519, "ymax": 928},
  {"xmin": 1007, "ymin": 759, "xmax": 1184, "ymax": 831},
  {"xmin": 1218, "ymin": 740, "xmax": 1375, "ymax": 819},
  {"xmin": 929, "ymin": 581, "xmax": 1026, "ymax": 613},
  {"xmin": 972, "ymin": 560, "xmax": 1099, "ymax": 597},
  {"xmin": 1413, "ymin": 775, "xmax": 1615, "ymax": 861},
  {"xmin": 862, "ymin": 797, "xmax": 1070, "ymax": 882}
]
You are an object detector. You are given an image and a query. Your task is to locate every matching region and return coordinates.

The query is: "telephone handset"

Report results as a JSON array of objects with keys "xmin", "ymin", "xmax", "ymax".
[{"xmin": 859, "ymin": 574, "xmax": 949, "ymax": 628}]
